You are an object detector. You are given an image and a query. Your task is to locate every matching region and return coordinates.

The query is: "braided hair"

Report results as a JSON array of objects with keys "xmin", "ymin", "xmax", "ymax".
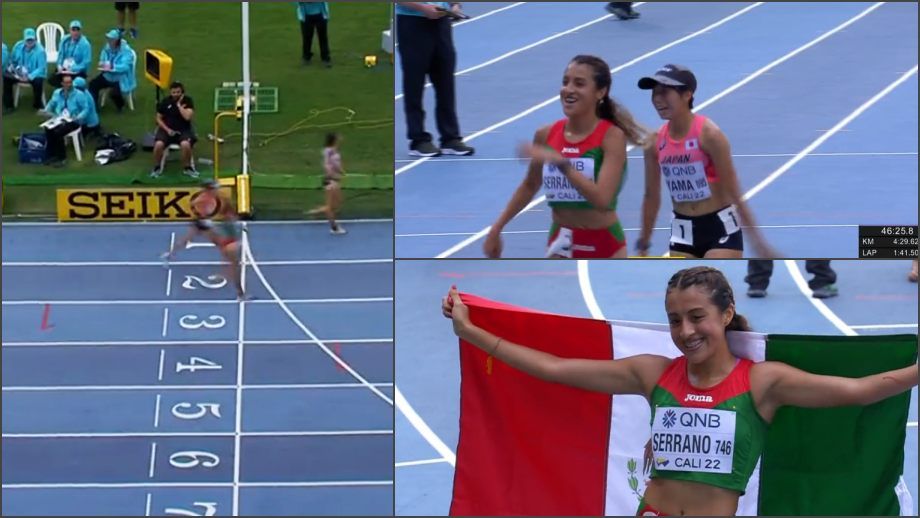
[{"xmin": 666, "ymin": 266, "xmax": 751, "ymax": 332}]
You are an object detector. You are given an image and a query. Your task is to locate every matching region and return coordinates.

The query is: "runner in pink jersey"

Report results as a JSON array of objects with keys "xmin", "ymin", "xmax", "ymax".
[{"xmin": 635, "ymin": 64, "xmax": 774, "ymax": 258}]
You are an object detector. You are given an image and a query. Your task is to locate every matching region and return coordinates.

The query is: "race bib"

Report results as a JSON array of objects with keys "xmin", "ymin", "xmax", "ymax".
[
  {"xmin": 718, "ymin": 205, "xmax": 740, "ymax": 234},
  {"xmin": 661, "ymin": 161, "xmax": 712, "ymax": 203},
  {"xmin": 670, "ymin": 217, "xmax": 693, "ymax": 246},
  {"xmin": 651, "ymin": 406, "xmax": 736, "ymax": 474},
  {"xmin": 543, "ymin": 157, "xmax": 595, "ymax": 203}
]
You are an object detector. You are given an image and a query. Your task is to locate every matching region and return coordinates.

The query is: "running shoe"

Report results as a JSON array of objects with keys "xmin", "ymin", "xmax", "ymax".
[
  {"xmin": 409, "ymin": 140, "xmax": 441, "ymax": 157},
  {"xmin": 330, "ymin": 225, "xmax": 347, "ymax": 235},
  {"xmin": 441, "ymin": 139, "xmax": 475, "ymax": 156},
  {"xmin": 811, "ymin": 285, "xmax": 839, "ymax": 299}
]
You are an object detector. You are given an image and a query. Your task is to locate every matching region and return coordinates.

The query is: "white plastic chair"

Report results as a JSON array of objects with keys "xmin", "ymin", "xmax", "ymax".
[
  {"xmin": 64, "ymin": 126, "xmax": 84, "ymax": 161},
  {"xmin": 100, "ymin": 48, "xmax": 135, "ymax": 111},
  {"xmin": 12, "ymin": 80, "xmax": 47, "ymax": 108},
  {"xmin": 36, "ymin": 22, "xmax": 65, "ymax": 64}
]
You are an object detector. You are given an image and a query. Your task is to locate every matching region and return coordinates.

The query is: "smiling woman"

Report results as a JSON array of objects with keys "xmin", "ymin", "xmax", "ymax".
[
  {"xmin": 484, "ymin": 54, "xmax": 649, "ymax": 259},
  {"xmin": 440, "ymin": 264, "xmax": 919, "ymax": 516}
]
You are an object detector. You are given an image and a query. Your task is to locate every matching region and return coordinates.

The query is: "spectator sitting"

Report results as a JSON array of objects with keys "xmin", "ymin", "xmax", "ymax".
[
  {"xmin": 73, "ymin": 76, "xmax": 101, "ymax": 138},
  {"xmin": 39, "ymin": 74, "xmax": 88, "ymax": 167},
  {"xmin": 88, "ymin": 28, "xmax": 136, "ymax": 112},
  {"xmin": 50, "ymin": 20, "xmax": 92, "ymax": 88},
  {"xmin": 150, "ymin": 81, "xmax": 198, "ymax": 178},
  {"xmin": 3, "ymin": 28, "xmax": 47, "ymax": 114}
]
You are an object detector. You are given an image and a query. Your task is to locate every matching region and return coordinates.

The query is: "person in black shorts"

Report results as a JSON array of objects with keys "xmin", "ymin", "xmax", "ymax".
[
  {"xmin": 115, "ymin": 2, "xmax": 140, "ymax": 39},
  {"xmin": 150, "ymin": 81, "xmax": 197, "ymax": 178}
]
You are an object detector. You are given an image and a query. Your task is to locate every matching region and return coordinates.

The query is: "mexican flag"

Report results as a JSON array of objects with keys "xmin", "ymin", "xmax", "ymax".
[{"xmin": 450, "ymin": 293, "xmax": 917, "ymax": 516}]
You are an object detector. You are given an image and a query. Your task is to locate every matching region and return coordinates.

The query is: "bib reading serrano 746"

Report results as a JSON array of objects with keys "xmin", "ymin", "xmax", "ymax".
[{"xmin": 649, "ymin": 356, "xmax": 767, "ymax": 492}]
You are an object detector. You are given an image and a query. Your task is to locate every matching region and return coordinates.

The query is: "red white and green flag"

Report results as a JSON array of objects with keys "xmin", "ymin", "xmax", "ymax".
[{"xmin": 450, "ymin": 293, "xmax": 916, "ymax": 516}]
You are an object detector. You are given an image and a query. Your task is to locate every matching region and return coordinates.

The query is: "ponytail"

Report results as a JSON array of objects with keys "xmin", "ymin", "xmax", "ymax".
[{"xmin": 598, "ymin": 96, "xmax": 650, "ymax": 147}]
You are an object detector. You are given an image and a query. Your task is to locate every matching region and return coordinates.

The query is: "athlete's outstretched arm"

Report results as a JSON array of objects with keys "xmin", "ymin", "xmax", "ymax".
[
  {"xmin": 484, "ymin": 127, "xmax": 548, "ymax": 258},
  {"xmin": 441, "ymin": 286, "xmax": 669, "ymax": 396},
  {"xmin": 701, "ymin": 120, "xmax": 777, "ymax": 258},
  {"xmin": 755, "ymin": 360, "xmax": 919, "ymax": 417},
  {"xmin": 637, "ymin": 140, "xmax": 661, "ymax": 256}
]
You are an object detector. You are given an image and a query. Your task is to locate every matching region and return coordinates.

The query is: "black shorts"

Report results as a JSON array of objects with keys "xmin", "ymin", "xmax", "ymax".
[
  {"xmin": 115, "ymin": 2, "xmax": 140, "ymax": 11},
  {"xmin": 669, "ymin": 205, "xmax": 744, "ymax": 257},
  {"xmin": 155, "ymin": 128, "xmax": 195, "ymax": 146}
]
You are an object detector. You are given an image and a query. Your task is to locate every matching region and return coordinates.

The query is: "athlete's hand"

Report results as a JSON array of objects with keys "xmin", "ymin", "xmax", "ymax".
[
  {"xmin": 483, "ymin": 228, "xmax": 503, "ymax": 258},
  {"xmin": 442, "ymin": 285, "xmax": 471, "ymax": 336},
  {"xmin": 517, "ymin": 142, "xmax": 564, "ymax": 166}
]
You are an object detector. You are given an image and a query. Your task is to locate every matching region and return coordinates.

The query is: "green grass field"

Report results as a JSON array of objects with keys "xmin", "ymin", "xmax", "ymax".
[{"xmin": 1, "ymin": 1, "xmax": 393, "ymax": 219}]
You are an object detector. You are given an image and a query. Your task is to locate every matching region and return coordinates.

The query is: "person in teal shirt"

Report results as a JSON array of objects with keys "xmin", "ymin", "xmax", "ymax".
[
  {"xmin": 73, "ymin": 76, "xmax": 101, "ymax": 137},
  {"xmin": 297, "ymin": 2, "xmax": 331, "ymax": 67},
  {"xmin": 41, "ymin": 74, "xmax": 88, "ymax": 165},
  {"xmin": 2, "ymin": 43, "xmax": 9, "ymax": 75},
  {"xmin": 3, "ymin": 28, "xmax": 48, "ymax": 112},
  {"xmin": 51, "ymin": 20, "xmax": 93, "ymax": 87},
  {"xmin": 88, "ymin": 29, "xmax": 136, "ymax": 112}
]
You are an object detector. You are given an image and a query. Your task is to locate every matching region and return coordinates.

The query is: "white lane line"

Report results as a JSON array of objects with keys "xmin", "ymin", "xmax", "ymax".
[
  {"xmin": 849, "ymin": 324, "xmax": 918, "ymax": 330},
  {"xmin": 398, "ymin": 223, "xmax": 860, "ymax": 239},
  {"xmin": 783, "ymin": 260, "xmax": 857, "ymax": 336},
  {"xmin": 395, "ymin": 387, "xmax": 456, "ymax": 467},
  {"xmin": 148, "ymin": 442, "xmax": 157, "ymax": 478},
  {"xmin": 145, "ymin": 493, "xmax": 152, "ymax": 516},
  {"xmin": 244, "ymin": 228, "xmax": 394, "ymax": 406},
  {"xmin": 744, "ymin": 64, "xmax": 918, "ymax": 200},
  {"xmin": 3, "ymin": 382, "xmax": 394, "ymax": 392},
  {"xmin": 161, "ymin": 309, "xmax": 169, "ymax": 338},
  {"xmin": 394, "ymin": 151, "xmax": 919, "ymax": 163},
  {"xmin": 1, "ymin": 481, "xmax": 393, "ymax": 489},
  {"xmin": 1, "ymin": 430, "xmax": 394, "ymax": 438},
  {"xmin": 2, "ymin": 297, "xmax": 394, "ymax": 306},
  {"xmin": 157, "ymin": 349, "xmax": 166, "ymax": 381},
  {"xmin": 397, "ymin": 2, "xmax": 763, "ymax": 176},
  {"xmin": 395, "ymin": 458, "xmax": 451, "ymax": 468},
  {"xmin": 437, "ymin": 3, "xmax": 886, "ymax": 257},
  {"xmin": 153, "ymin": 394, "xmax": 162, "ymax": 428},
  {"xmin": 165, "ymin": 269, "xmax": 173, "ymax": 298},
  {"xmin": 394, "ymin": 3, "xmax": 630, "ymax": 100},
  {"xmin": 3, "ymin": 338, "xmax": 393, "ymax": 347},
  {"xmin": 232, "ymin": 227, "xmax": 249, "ymax": 517},
  {"xmin": 4, "ymin": 259, "xmax": 393, "ymax": 267}
]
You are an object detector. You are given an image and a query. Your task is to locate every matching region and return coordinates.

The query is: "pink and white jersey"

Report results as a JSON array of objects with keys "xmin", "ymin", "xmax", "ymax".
[
  {"xmin": 323, "ymin": 147, "xmax": 342, "ymax": 179},
  {"xmin": 656, "ymin": 114, "xmax": 719, "ymax": 203}
]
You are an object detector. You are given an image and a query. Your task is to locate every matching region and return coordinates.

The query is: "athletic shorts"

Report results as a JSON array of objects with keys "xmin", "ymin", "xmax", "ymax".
[
  {"xmin": 323, "ymin": 177, "xmax": 341, "ymax": 191},
  {"xmin": 669, "ymin": 205, "xmax": 744, "ymax": 257},
  {"xmin": 115, "ymin": 2, "xmax": 140, "ymax": 11},
  {"xmin": 547, "ymin": 221, "xmax": 626, "ymax": 258},
  {"xmin": 636, "ymin": 497, "xmax": 667, "ymax": 516}
]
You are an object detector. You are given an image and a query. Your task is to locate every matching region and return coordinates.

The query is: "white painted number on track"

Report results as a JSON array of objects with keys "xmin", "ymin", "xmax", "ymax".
[
  {"xmin": 182, "ymin": 275, "xmax": 227, "ymax": 290},
  {"xmin": 164, "ymin": 502, "xmax": 218, "ymax": 516},
  {"xmin": 175, "ymin": 356, "xmax": 223, "ymax": 374},
  {"xmin": 171, "ymin": 402, "xmax": 222, "ymax": 420},
  {"xmin": 168, "ymin": 451, "xmax": 220, "ymax": 469},
  {"xmin": 178, "ymin": 315, "xmax": 226, "ymax": 330}
]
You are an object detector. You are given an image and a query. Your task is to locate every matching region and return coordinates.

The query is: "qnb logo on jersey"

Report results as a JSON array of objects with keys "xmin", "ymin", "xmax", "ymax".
[
  {"xmin": 684, "ymin": 393, "xmax": 713, "ymax": 403},
  {"xmin": 561, "ymin": 147, "xmax": 580, "ymax": 154},
  {"xmin": 661, "ymin": 409, "xmax": 678, "ymax": 428}
]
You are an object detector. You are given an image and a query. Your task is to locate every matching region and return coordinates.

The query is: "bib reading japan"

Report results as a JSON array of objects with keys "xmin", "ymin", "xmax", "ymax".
[
  {"xmin": 661, "ymin": 154, "xmax": 712, "ymax": 203},
  {"xmin": 651, "ymin": 406, "xmax": 735, "ymax": 474}
]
